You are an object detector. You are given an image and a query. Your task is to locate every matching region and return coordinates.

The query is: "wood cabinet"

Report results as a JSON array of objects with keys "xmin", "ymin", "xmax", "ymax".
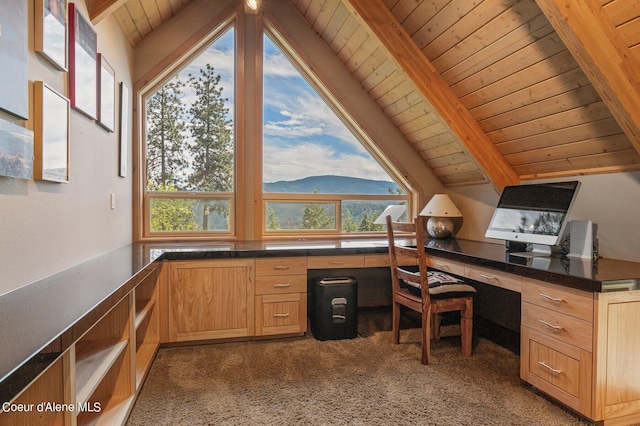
[
  {"xmin": 255, "ymin": 257, "xmax": 307, "ymax": 336},
  {"xmin": 0, "ymin": 266, "xmax": 161, "ymax": 426},
  {"xmin": 168, "ymin": 259, "xmax": 255, "ymax": 342},
  {"xmin": 593, "ymin": 290, "xmax": 640, "ymax": 425},
  {"xmin": 520, "ymin": 278, "xmax": 594, "ymax": 417}
]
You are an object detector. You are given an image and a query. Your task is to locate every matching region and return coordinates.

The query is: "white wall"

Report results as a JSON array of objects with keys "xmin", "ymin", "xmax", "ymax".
[
  {"xmin": 0, "ymin": 2, "xmax": 134, "ymax": 295},
  {"xmin": 449, "ymin": 172, "xmax": 640, "ymax": 263}
]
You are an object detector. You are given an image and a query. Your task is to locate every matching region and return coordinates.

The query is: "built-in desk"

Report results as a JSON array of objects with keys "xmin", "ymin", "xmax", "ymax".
[{"xmin": 2, "ymin": 238, "xmax": 640, "ymax": 425}]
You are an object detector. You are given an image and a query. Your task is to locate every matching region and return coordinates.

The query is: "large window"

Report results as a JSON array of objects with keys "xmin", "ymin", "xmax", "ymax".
[
  {"xmin": 262, "ymin": 33, "xmax": 410, "ymax": 234},
  {"xmin": 144, "ymin": 28, "xmax": 235, "ymax": 236},
  {"xmin": 139, "ymin": 15, "xmax": 414, "ymax": 240}
]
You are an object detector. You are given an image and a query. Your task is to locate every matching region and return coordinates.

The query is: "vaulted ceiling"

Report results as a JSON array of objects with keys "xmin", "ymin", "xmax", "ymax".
[{"xmin": 88, "ymin": 0, "xmax": 640, "ymax": 191}]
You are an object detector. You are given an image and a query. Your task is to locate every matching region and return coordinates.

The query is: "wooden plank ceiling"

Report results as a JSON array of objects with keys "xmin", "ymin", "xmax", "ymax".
[{"xmin": 89, "ymin": 0, "xmax": 640, "ymax": 190}]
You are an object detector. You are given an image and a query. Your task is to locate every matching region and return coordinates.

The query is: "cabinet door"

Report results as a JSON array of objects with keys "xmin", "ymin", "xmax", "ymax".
[{"xmin": 168, "ymin": 260, "xmax": 255, "ymax": 342}]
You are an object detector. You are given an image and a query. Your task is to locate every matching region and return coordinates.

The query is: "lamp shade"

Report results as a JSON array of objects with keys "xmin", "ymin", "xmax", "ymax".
[{"xmin": 419, "ymin": 194, "xmax": 462, "ymax": 217}]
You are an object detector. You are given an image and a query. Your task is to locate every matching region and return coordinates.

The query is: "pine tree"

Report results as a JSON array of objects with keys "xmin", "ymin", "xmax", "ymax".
[
  {"xmin": 301, "ymin": 203, "xmax": 333, "ymax": 229},
  {"xmin": 146, "ymin": 79, "xmax": 187, "ymax": 189},
  {"xmin": 267, "ymin": 207, "xmax": 281, "ymax": 230},
  {"xmin": 342, "ymin": 208, "xmax": 358, "ymax": 232},
  {"xmin": 187, "ymin": 63, "xmax": 233, "ymax": 192}
]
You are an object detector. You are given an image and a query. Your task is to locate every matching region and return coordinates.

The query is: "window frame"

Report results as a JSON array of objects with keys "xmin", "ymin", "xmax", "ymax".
[
  {"xmin": 134, "ymin": 7, "xmax": 418, "ymax": 242},
  {"xmin": 139, "ymin": 19, "xmax": 238, "ymax": 240}
]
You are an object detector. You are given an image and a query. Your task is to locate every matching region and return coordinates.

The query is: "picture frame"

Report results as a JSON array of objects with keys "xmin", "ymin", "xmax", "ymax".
[
  {"xmin": 119, "ymin": 82, "xmax": 129, "ymax": 177},
  {"xmin": 98, "ymin": 54, "xmax": 116, "ymax": 132},
  {"xmin": 0, "ymin": 0, "xmax": 29, "ymax": 120},
  {"xmin": 35, "ymin": 0, "xmax": 68, "ymax": 71},
  {"xmin": 34, "ymin": 81, "xmax": 70, "ymax": 183},
  {"xmin": 68, "ymin": 3, "xmax": 97, "ymax": 119},
  {"xmin": 0, "ymin": 118, "xmax": 33, "ymax": 180}
]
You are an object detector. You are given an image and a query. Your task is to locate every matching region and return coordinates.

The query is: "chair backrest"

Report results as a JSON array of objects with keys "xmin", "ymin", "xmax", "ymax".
[{"xmin": 386, "ymin": 215, "xmax": 430, "ymax": 302}]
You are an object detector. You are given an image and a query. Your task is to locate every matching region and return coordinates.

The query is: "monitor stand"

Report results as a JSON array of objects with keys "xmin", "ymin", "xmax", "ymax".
[{"xmin": 508, "ymin": 243, "xmax": 552, "ymax": 258}]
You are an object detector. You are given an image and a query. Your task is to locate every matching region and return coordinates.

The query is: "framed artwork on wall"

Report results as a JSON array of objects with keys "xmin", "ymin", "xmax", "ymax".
[
  {"xmin": 35, "ymin": 0, "xmax": 68, "ymax": 71},
  {"xmin": 0, "ymin": 118, "xmax": 33, "ymax": 180},
  {"xmin": 98, "ymin": 54, "xmax": 116, "ymax": 132},
  {"xmin": 68, "ymin": 3, "xmax": 97, "ymax": 119},
  {"xmin": 0, "ymin": 0, "xmax": 29, "ymax": 120},
  {"xmin": 119, "ymin": 82, "xmax": 129, "ymax": 177},
  {"xmin": 34, "ymin": 81, "xmax": 70, "ymax": 183}
]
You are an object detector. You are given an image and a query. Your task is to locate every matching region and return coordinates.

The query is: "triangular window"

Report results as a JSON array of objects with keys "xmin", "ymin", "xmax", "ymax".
[{"xmin": 262, "ymin": 33, "xmax": 409, "ymax": 233}]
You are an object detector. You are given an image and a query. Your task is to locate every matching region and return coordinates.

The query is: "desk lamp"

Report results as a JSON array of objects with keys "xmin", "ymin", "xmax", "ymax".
[{"xmin": 419, "ymin": 194, "xmax": 463, "ymax": 238}]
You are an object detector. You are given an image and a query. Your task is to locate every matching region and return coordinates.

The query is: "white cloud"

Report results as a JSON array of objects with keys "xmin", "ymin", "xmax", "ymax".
[
  {"xmin": 264, "ymin": 53, "xmax": 299, "ymax": 78},
  {"xmin": 263, "ymin": 141, "xmax": 390, "ymax": 182}
]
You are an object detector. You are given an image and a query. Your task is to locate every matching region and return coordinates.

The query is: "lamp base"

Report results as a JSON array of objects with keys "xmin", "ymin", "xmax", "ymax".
[{"xmin": 426, "ymin": 217, "xmax": 454, "ymax": 238}]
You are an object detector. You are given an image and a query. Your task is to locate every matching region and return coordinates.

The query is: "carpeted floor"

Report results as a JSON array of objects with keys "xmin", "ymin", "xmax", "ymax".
[{"xmin": 127, "ymin": 309, "xmax": 593, "ymax": 425}]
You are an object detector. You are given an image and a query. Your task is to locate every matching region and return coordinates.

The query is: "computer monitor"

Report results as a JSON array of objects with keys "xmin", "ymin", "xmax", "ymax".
[{"xmin": 485, "ymin": 181, "xmax": 581, "ymax": 255}]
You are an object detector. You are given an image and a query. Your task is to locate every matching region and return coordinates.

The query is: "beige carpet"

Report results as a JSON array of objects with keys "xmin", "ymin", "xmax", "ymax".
[{"xmin": 127, "ymin": 322, "xmax": 593, "ymax": 425}]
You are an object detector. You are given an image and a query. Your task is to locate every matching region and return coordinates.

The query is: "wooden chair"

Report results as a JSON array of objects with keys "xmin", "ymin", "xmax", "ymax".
[{"xmin": 386, "ymin": 215, "xmax": 474, "ymax": 364}]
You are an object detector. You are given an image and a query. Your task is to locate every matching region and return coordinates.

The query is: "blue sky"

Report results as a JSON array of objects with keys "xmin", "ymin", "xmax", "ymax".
[{"xmin": 175, "ymin": 28, "xmax": 394, "ymax": 184}]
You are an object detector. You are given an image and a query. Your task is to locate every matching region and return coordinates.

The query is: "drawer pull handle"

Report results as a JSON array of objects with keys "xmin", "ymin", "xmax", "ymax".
[
  {"xmin": 479, "ymin": 274, "xmax": 496, "ymax": 281},
  {"xmin": 435, "ymin": 262, "xmax": 449, "ymax": 269},
  {"xmin": 273, "ymin": 313, "xmax": 290, "ymax": 318},
  {"xmin": 539, "ymin": 293, "xmax": 564, "ymax": 303},
  {"xmin": 273, "ymin": 283, "xmax": 291, "ymax": 288},
  {"xmin": 273, "ymin": 265, "xmax": 290, "ymax": 270},
  {"xmin": 329, "ymin": 261, "xmax": 344, "ymax": 265},
  {"xmin": 539, "ymin": 320, "xmax": 563, "ymax": 332},
  {"xmin": 538, "ymin": 361, "xmax": 562, "ymax": 375}
]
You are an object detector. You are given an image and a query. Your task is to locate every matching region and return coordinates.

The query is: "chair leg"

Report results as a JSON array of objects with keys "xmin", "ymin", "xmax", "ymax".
[
  {"xmin": 461, "ymin": 298, "xmax": 473, "ymax": 358},
  {"xmin": 421, "ymin": 304, "xmax": 432, "ymax": 365},
  {"xmin": 392, "ymin": 301, "xmax": 401, "ymax": 345},
  {"xmin": 431, "ymin": 313, "xmax": 441, "ymax": 340}
]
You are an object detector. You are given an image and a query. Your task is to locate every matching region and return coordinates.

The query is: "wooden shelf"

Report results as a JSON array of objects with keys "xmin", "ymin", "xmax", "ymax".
[
  {"xmin": 77, "ymin": 394, "xmax": 135, "ymax": 426},
  {"xmin": 134, "ymin": 298, "xmax": 155, "ymax": 329},
  {"xmin": 135, "ymin": 341, "xmax": 157, "ymax": 389},
  {"xmin": 75, "ymin": 339, "xmax": 129, "ymax": 405}
]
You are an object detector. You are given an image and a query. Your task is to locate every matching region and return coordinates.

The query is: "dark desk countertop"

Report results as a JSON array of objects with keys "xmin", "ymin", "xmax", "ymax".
[{"xmin": 2, "ymin": 237, "xmax": 639, "ymax": 405}]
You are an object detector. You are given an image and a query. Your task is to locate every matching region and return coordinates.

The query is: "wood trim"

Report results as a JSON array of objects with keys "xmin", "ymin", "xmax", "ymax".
[
  {"xmin": 344, "ymin": 0, "xmax": 519, "ymax": 192},
  {"xmin": 535, "ymin": 0, "xmax": 640, "ymax": 156},
  {"xmin": 87, "ymin": 0, "xmax": 127, "ymax": 24}
]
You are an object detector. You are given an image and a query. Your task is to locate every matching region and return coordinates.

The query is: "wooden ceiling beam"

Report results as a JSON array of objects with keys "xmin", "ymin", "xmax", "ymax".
[
  {"xmin": 88, "ymin": 0, "xmax": 128, "ymax": 24},
  {"xmin": 344, "ymin": 0, "xmax": 519, "ymax": 192},
  {"xmin": 535, "ymin": 0, "xmax": 640, "ymax": 155}
]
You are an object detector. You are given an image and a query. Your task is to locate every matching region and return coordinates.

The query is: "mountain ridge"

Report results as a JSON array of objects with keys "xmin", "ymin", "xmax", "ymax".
[{"xmin": 263, "ymin": 175, "xmax": 400, "ymax": 194}]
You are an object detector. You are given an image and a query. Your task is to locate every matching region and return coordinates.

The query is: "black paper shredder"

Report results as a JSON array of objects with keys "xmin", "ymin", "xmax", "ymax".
[{"xmin": 310, "ymin": 276, "xmax": 357, "ymax": 341}]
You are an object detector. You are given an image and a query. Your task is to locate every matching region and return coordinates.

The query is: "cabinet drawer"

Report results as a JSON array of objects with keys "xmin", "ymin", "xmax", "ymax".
[
  {"xmin": 521, "ymin": 328, "xmax": 592, "ymax": 416},
  {"xmin": 425, "ymin": 256, "xmax": 466, "ymax": 277},
  {"xmin": 522, "ymin": 302, "xmax": 593, "ymax": 351},
  {"xmin": 364, "ymin": 254, "xmax": 416, "ymax": 268},
  {"xmin": 256, "ymin": 257, "xmax": 307, "ymax": 276},
  {"xmin": 256, "ymin": 293, "xmax": 307, "ymax": 336},
  {"xmin": 255, "ymin": 275, "xmax": 307, "ymax": 295},
  {"xmin": 522, "ymin": 278, "xmax": 594, "ymax": 322},
  {"xmin": 308, "ymin": 255, "xmax": 364, "ymax": 269},
  {"xmin": 465, "ymin": 265, "xmax": 521, "ymax": 293}
]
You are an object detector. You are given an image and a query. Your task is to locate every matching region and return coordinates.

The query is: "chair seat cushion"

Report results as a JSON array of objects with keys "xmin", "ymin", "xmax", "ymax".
[{"xmin": 401, "ymin": 270, "xmax": 476, "ymax": 299}]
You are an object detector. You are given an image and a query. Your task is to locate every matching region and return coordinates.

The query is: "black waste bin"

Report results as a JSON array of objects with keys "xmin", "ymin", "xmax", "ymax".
[{"xmin": 310, "ymin": 276, "xmax": 358, "ymax": 341}]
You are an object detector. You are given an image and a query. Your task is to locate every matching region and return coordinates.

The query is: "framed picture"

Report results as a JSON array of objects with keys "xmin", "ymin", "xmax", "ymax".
[
  {"xmin": 34, "ymin": 81, "xmax": 70, "ymax": 183},
  {"xmin": 0, "ymin": 118, "xmax": 33, "ymax": 180},
  {"xmin": 98, "ymin": 54, "xmax": 116, "ymax": 132},
  {"xmin": 119, "ymin": 82, "xmax": 129, "ymax": 177},
  {"xmin": 68, "ymin": 3, "xmax": 97, "ymax": 119},
  {"xmin": 35, "ymin": 0, "xmax": 68, "ymax": 71},
  {"xmin": 0, "ymin": 0, "xmax": 29, "ymax": 120}
]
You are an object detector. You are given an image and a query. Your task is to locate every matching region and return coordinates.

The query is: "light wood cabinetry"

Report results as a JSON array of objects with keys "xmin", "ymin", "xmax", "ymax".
[
  {"xmin": 307, "ymin": 255, "xmax": 364, "ymax": 269},
  {"xmin": 0, "ymin": 266, "xmax": 161, "ymax": 426},
  {"xmin": 520, "ymin": 278, "xmax": 594, "ymax": 417},
  {"xmin": 255, "ymin": 257, "xmax": 307, "ymax": 336},
  {"xmin": 593, "ymin": 290, "xmax": 640, "ymax": 425},
  {"xmin": 168, "ymin": 259, "xmax": 255, "ymax": 342}
]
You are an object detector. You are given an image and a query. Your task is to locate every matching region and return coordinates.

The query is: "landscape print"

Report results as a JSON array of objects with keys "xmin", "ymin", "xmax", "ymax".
[{"xmin": 0, "ymin": 119, "xmax": 33, "ymax": 180}]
